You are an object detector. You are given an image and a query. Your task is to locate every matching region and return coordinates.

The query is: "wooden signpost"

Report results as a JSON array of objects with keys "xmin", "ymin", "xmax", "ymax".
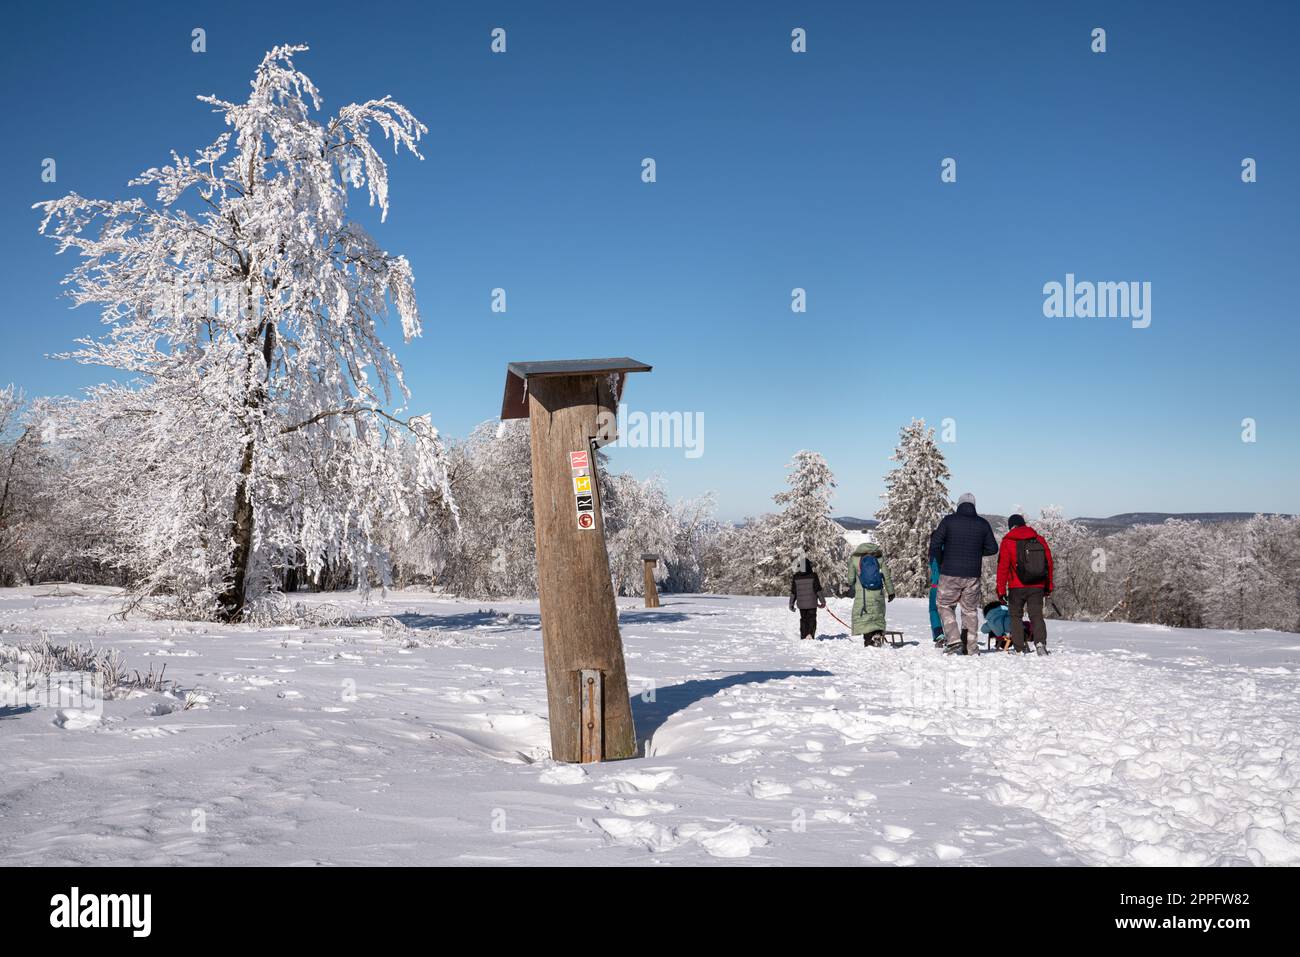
[
  {"xmin": 501, "ymin": 357, "xmax": 652, "ymax": 763},
  {"xmin": 642, "ymin": 553, "xmax": 660, "ymax": 608}
]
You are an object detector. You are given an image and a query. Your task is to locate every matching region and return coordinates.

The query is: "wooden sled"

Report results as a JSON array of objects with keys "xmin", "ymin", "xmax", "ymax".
[{"xmin": 865, "ymin": 630, "xmax": 905, "ymax": 648}]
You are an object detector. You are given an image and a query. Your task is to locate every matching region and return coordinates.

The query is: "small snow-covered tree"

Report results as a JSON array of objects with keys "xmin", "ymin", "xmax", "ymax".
[
  {"xmin": 35, "ymin": 46, "xmax": 447, "ymax": 620},
  {"xmin": 705, "ymin": 514, "xmax": 781, "ymax": 595},
  {"xmin": 662, "ymin": 492, "xmax": 719, "ymax": 593},
  {"xmin": 874, "ymin": 419, "xmax": 951, "ymax": 596},
  {"xmin": 1034, "ymin": 506, "xmax": 1101, "ymax": 619},
  {"xmin": 604, "ymin": 473, "xmax": 680, "ymax": 596},
  {"xmin": 1201, "ymin": 515, "xmax": 1298, "ymax": 631},
  {"xmin": 430, "ymin": 420, "xmax": 535, "ymax": 598},
  {"xmin": 0, "ymin": 387, "xmax": 53, "ymax": 585},
  {"xmin": 1112, "ymin": 519, "xmax": 1208, "ymax": 628},
  {"xmin": 762, "ymin": 451, "xmax": 849, "ymax": 594}
]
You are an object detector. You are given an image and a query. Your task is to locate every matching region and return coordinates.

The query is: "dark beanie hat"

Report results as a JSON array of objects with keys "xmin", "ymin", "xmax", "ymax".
[{"xmin": 1008, "ymin": 514, "xmax": 1026, "ymax": 529}]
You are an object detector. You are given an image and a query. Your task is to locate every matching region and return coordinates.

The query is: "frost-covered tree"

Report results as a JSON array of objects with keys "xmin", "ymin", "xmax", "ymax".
[
  {"xmin": 704, "ymin": 514, "xmax": 781, "ymax": 596},
  {"xmin": 662, "ymin": 492, "xmax": 720, "ymax": 593},
  {"xmin": 763, "ymin": 451, "xmax": 849, "ymax": 594},
  {"xmin": 1109, "ymin": 520, "xmax": 1209, "ymax": 629},
  {"xmin": 426, "ymin": 420, "xmax": 535, "ymax": 598},
  {"xmin": 1200, "ymin": 515, "xmax": 1298, "ymax": 631},
  {"xmin": 604, "ymin": 473, "xmax": 682, "ymax": 597},
  {"xmin": 1034, "ymin": 505, "xmax": 1103, "ymax": 619},
  {"xmin": 874, "ymin": 419, "xmax": 951, "ymax": 596},
  {"xmin": 34, "ymin": 46, "xmax": 447, "ymax": 620},
  {"xmin": 0, "ymin": 388, "xmax": 51, "ymax": 585}
]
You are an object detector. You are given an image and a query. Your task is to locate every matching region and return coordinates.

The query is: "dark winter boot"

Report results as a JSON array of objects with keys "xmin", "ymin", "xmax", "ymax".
[{"xmin": 1034, "ymin": 642, "xmax": 1048, "ymax": 656}]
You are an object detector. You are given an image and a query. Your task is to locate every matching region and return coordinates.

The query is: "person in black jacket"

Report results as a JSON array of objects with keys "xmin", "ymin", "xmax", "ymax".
[
  {"xmin": 928, "ymin": 493, "xmax": 998, "ymax": 655},
  {"xmin": 789, "ymin": 557, "xmax": 827, "ymax": 640}
]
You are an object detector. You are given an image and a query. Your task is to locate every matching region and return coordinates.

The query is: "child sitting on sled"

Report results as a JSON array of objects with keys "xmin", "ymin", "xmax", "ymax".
[{"xmin": 980, "ymin": 599, "xmax": 1013, "ymax": 651}]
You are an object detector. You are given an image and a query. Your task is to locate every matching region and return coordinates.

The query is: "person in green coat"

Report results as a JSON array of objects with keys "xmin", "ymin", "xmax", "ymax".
[{"xmin": 849, "ymin": 540, "xmax": 895, "ymax": 645}]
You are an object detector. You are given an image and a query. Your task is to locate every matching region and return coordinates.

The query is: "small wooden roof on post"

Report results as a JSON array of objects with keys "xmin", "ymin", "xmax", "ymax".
[
  {"xmin": 499, "ymin": 357, "xmax": 652, "ymax": 763},
  {"xmin": 501, "ymin": 357, "xmax": 653, "ymax": 420}
]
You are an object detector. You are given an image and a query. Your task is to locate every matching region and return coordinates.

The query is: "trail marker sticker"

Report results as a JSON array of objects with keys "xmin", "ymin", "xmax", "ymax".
[{"xmin": 572, "ymin": 449, "xmax": 596, "ymax": 530}]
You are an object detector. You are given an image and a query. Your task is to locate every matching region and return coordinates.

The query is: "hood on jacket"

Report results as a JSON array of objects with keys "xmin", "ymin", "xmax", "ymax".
[
  {"xmin": 956, "ymin": 501, "xmax": 977, "ymax": 517},
  {"xmin": 1004, "ymin": 524, "xmax": 1039, "ymax": 541},
  {"xmin": 794, "ymin": 557, "xmax": 812, "ymax": 574},
  {"xmin": 852, "ymin": 541, "xmax": 883, "ymax": 558}
]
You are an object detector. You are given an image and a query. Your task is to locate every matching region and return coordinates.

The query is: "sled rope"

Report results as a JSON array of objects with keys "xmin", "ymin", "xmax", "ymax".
[{"xmin": 823, "ymin": 605, "xmax": 852, "ymax": 630}]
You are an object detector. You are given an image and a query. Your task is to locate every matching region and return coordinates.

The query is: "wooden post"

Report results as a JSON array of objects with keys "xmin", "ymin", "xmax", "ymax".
[
  {"xmin": 501, "ymin": 359, "xmax": 650, "ymax": 763},
  {"xmin": 642, "ymin": 553, "xmax": 660, "ymax": 608}
]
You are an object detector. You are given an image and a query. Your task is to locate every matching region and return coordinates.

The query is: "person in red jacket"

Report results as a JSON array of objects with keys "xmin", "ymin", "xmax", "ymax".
[{"xmin": 996, "ymin": 514, "xmax": 1054, "ymax": 655}]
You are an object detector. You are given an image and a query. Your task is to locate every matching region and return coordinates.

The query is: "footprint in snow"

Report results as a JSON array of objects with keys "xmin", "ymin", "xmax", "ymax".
[
  {"xmin": 594, "ymin": 768, "xmax": 680, "ymax": 794},
  {"xmin": 607, "ymin": 797, "xmax": 676, "ymax": 817},
  {"xmin": 883, "ymin": 824, "xmax": 915, "ymax": 843},
  {"xmin": 52, "ymin": 709, "xmax": 102, "ymax": 730},
  {"xmin": 594, "ymin": 819, "xmax": 767, "ymax": 859},
  {"xmin": 748, "ymin": 779, "xmax": 793, "ymax": 799},
  {"xmin": 812, "ymin": 809, "xmax": 855, "ymax": 824},
  {"xmin": 867, "ymin": 845, "xmax": 918, "ymax": 865},
  {"xmin": 538, "ymin": 763, "xmax": 589, "ymax": 786}
]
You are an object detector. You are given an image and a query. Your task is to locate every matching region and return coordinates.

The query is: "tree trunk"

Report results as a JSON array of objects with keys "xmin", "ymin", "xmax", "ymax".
[
  {"xmin": 218, "ymin": 441, "xmax": 256, "ymax": 621},
  {"xmin": 216, "ymin": 310, "xmax": 275, "ymax": 622}
]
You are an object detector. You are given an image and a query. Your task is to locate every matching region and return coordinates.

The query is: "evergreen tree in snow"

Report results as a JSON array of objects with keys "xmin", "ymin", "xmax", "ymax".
[
  {"xmin": 874, "ymin": 419, "xmax": 951, "ymax": 597},
  {"xmin": 34, "ymin": 46, "xmax": 446, "ymax": 620},
  {"xmin": 764, "ymin": 451, "xmax": 849, "ymax": 594}
]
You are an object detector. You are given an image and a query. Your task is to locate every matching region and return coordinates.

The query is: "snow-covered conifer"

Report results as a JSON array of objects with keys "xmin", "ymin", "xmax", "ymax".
[
  {"xmin": 765, "ymin": 451, "xmax": 849, "ymax": 594},
  {"xmin": 873, "ymin": 420, "xmax": 951, "ymax": 596}
]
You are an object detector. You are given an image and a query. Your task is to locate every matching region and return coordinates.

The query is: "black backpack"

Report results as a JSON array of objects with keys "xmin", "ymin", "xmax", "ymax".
[{"xmin": 1015, "ymin": 537, "xmax": 1048, "ymax": 585}]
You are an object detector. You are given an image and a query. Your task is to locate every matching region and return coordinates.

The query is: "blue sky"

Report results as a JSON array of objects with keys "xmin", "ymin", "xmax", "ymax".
[{"xmin": 3, "ymin": 0, "xmax": 1296, "ymax": 521}]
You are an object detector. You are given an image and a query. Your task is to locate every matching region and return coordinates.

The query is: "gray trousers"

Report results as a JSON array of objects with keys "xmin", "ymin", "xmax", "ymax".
[{"xmin": 936, "ymin": 575, "xmax": 981, "ymax": 654}]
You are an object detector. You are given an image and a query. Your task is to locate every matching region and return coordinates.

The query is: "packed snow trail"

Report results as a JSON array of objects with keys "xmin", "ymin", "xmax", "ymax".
[{"xmin": 1, "ymin": 587, "xmax": 1297, "ymax": 866}]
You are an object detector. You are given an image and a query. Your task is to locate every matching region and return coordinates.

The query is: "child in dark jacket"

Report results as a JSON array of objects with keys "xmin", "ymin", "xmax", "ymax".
[{"xmin": 789, "ymin": 558, "xmax": 827, "ymax": 640}]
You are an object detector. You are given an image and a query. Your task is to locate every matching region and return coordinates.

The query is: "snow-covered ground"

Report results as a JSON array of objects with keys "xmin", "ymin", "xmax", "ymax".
[{"xmin": 2, "ymin": 585, "xmax": 1298, "ymax": 866}]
